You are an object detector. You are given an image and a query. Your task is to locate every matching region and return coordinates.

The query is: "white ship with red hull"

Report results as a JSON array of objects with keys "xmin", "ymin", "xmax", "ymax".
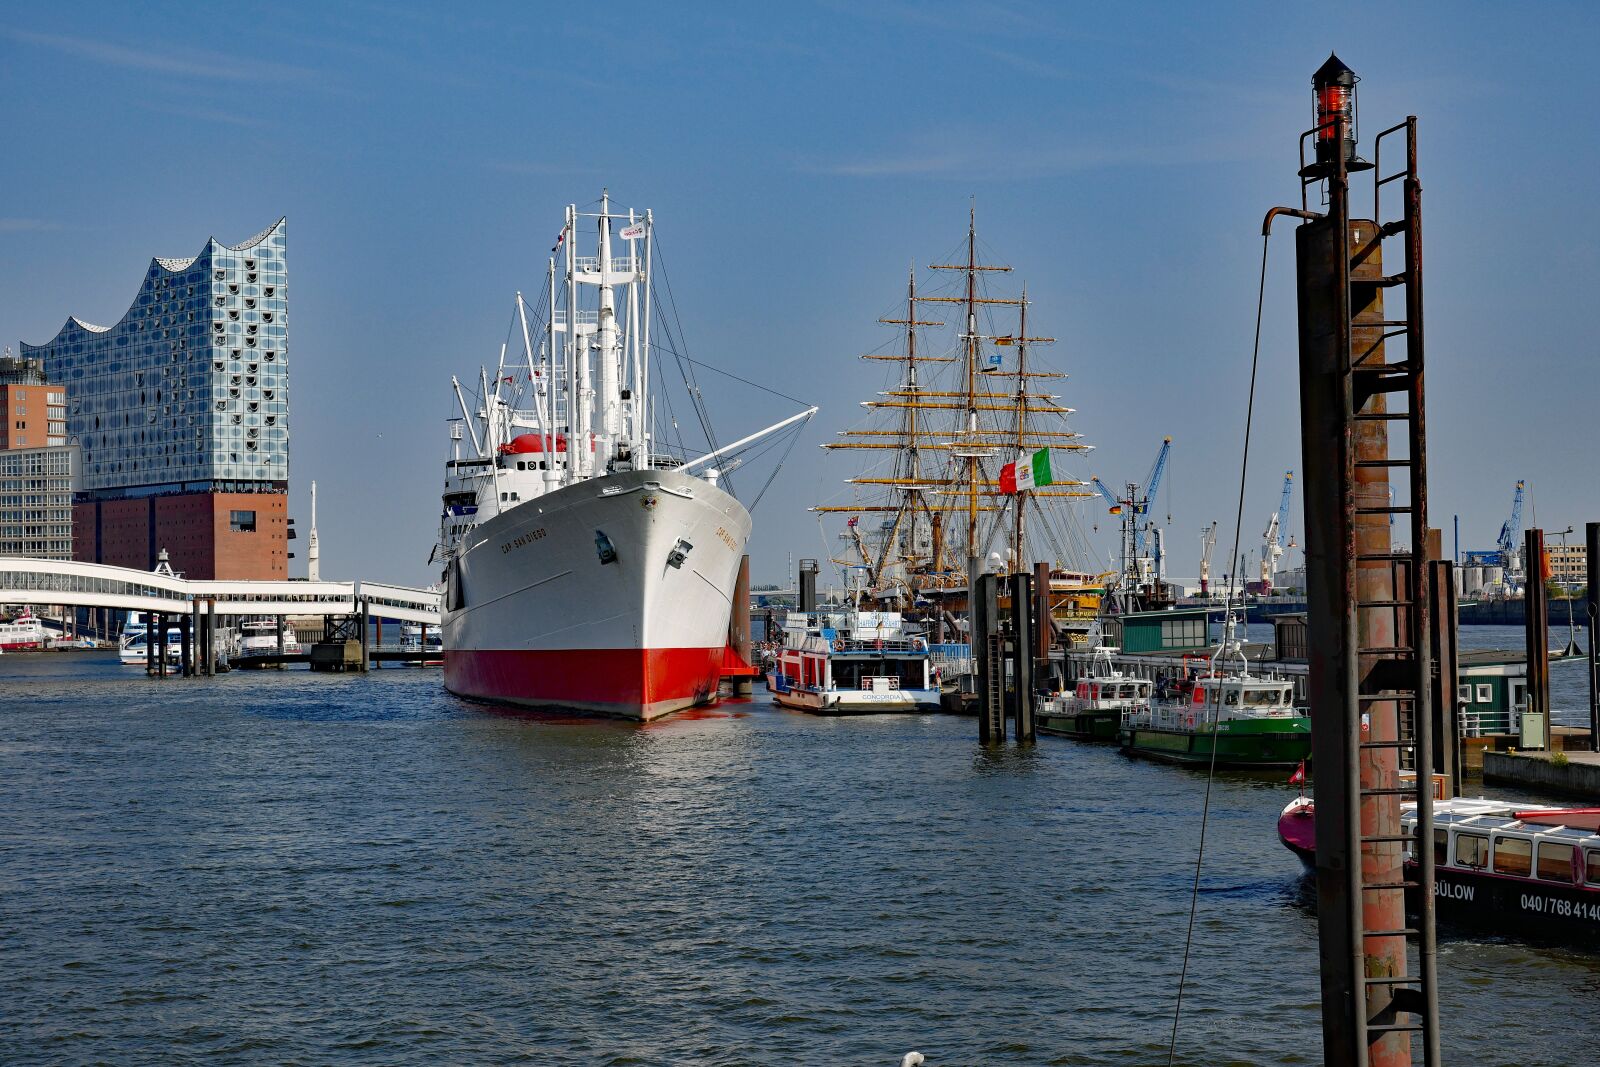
[
  {"xmin": 444, "ymin": 466, "xmax": 751, "ymax": 718},
  {"xmin": 437, "ymin": 192, "xmax": 812, "ymax": 721}
]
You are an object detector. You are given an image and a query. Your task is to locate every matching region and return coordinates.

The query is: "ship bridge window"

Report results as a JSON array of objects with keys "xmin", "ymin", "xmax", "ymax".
[
  {"xmin": 1491, "ymin": 835, "xmax": 1531, "ymax": 877},
  {"xmin": 1536, "ymin": 841, "xmax": 1575, "ymax": 883},
  {"xmin": 1455, "ymin": 832, "xmax": 1488, "ymax": 870}
]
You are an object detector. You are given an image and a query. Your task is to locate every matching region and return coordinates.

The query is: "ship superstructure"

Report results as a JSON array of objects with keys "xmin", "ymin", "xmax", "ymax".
[{"xmin": 437, "ymin": 191, "xmax": 813, "ymax": 719}]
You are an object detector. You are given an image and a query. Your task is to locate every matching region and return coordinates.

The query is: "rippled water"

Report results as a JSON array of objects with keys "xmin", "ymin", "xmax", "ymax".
[{"xmin": 2, "ymin": 650, "xmax": 1595, "ymax": 1065}]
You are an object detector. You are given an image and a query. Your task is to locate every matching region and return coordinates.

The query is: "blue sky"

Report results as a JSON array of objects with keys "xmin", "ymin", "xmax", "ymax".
[{"xmin": 3, "ymin": 2, "xmax": 1596, "ymax": 587}]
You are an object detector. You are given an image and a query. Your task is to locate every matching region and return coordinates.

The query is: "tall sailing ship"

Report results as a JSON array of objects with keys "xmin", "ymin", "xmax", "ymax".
[
  {"xmin": 815, "ymin": 209, "xmax": 1112, "ymax": 641},
  {"xmin": 437, "ymin": 192, "xmax": 813, "ymax": 720}
]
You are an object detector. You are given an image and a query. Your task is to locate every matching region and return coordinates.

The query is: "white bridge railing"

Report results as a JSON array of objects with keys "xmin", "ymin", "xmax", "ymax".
[{"xmin": 0, "ymin": 556, "xmax": 440, "ymax": 625}]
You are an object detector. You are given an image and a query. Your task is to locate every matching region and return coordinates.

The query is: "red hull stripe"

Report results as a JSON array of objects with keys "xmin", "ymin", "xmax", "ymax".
[{"xmin": 444, "ymin": 647, "xmax": 724, "ymax": 720}]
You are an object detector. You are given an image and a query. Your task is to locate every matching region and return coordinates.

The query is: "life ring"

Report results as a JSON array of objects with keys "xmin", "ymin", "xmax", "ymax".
[{"xmin": 834, "ymin": 638, "xmax": 846, "ymax": 652}]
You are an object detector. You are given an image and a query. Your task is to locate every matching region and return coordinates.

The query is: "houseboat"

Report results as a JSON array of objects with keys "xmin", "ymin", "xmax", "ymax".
[{"xmin": 766, "ymin": 611, "xmax": 940, "ymax": 713}]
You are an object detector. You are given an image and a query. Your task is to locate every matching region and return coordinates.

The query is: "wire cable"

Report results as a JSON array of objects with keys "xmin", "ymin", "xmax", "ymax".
[{"xmin": 1165, "ymin": 232, "xmax": 1272, "ymax": 1066}]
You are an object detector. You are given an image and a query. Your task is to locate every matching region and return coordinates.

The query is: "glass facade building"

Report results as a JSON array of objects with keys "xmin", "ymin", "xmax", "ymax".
[
  {"xmin": 22, "ymin": 219, "xmax": 288, "ymax": 496},
  {"xmin": 0, "ymin": 444, "xmax": 79, "ymax": 559},
  {"xmin": 18, "ymin": 221, "xmax": 291, "ymax": 579}
]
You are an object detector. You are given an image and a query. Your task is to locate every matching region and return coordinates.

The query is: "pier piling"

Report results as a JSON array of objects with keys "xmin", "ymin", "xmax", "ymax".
[
  {"xmin": 973, "ymin": 572, "xmax": 1003, "ymax": 743},
  {"xmin": 1588, "ymin": 522, "xmax": 1599, "ymax": 749},
  {"xmin": 1010, "ymin": 571, "xmax": 1035, "ymax": 743},
  {"xmin": 1524, "ymin": 529, "xmax": 1550, "ymax": 748}
]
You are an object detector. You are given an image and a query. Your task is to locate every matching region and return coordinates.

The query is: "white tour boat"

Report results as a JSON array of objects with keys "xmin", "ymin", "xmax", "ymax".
[
  {"xmin": 237, "ymin": 617, "xmax": 302, "ymax": 659},
  {"xmin": 765, "ymin": 611, "xmax": 940, "ymax": 713}
]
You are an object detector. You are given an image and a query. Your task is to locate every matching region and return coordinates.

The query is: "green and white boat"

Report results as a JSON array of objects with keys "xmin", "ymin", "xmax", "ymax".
[
  {"xmin": 1038, "ymin": 645, "xmax": 1152, "ymax": 742},
  {"xmin": 1118, "ymin": 634, "xmax": 1310, "ymax": 769}
]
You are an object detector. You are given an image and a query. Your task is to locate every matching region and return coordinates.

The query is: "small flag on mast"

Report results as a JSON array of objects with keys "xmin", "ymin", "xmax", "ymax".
[
  {"xmin": 999, "ymin": 448, "xmax": 1054, "ymax": 494},
  {"xmin": 551, "ymin": 227, "xmax": 567, "ymax": 253},
  {"xmin": 1288, "ymin": 760, "xmax": 1306, "ymax": 786}
]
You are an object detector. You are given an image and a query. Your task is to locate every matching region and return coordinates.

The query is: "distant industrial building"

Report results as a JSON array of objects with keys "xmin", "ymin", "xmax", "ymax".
[
  {"xmin": 1547, "ymin": 541, "xmax": 1587, "ymax": 588},
  {"xmin": 20, "ymin": 220, "xmax": 290, "ymax": 579}
]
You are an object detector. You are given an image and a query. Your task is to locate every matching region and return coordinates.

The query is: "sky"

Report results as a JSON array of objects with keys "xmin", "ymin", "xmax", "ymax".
[{"xmin": 3, "ymin": 1, "xmax": 1596, "ymax": 589}]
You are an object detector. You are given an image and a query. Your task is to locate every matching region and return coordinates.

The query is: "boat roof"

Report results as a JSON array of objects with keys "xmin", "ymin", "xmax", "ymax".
[{"xmin": 1407, "ymin": 799, "xmax": 1600, "ymax": 845}]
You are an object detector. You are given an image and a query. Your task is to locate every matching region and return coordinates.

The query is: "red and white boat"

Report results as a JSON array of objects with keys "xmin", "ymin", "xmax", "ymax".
[
  {"xmin": 0, "ymin": 611, "xmax": 50, "ymax": 651},
  {"xmin": 436, "ymin": 192, "xmax": 813, "ymax": 720}
]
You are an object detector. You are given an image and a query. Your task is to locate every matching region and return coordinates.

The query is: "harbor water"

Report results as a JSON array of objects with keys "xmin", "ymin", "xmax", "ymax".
[{"xmin": 3, "ymin": 648, "xmax": 1596, "ymax": 1065}]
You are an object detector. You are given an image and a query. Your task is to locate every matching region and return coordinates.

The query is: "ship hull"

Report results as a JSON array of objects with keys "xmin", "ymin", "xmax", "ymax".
[
  {"xmin": 442, "ymin": 468, "xmax": 750, "ymax": 721},
  {"xmin": 1037, "ymin": 707, "xmax": 1121, "ymax": 742},
  {"xmin": 1120, "ymin": 717, "xmax": 1312, "ymax": 769}
]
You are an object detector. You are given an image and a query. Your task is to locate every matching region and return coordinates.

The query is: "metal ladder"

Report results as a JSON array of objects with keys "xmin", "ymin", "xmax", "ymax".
[{"xmin": 1344, "ymin": 117, "xmax": 1442, "ymax": 1067}]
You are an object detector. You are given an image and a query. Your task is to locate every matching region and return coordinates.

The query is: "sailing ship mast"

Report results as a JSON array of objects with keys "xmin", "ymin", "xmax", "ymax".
[{"xmin": 818, "ymin": 206, "xmax": 1099, "ymax": 613}]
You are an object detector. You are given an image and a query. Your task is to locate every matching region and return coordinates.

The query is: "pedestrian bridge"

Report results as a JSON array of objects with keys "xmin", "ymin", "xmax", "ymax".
[{"xmin": 0, "ymin": 556, "xmax": 440, "ymax": 625}]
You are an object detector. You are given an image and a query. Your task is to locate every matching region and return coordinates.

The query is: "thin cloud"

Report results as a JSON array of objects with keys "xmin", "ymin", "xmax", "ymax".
[
  {"xmin": 0, "ymin": 218, "xmax": 60, "ymax": 233},
  {"xmin": 132, "ymin": 101, "xmax": 270, "ymax": 128},
  {"xmin": 490, "ymin": 161, "xmax": 607, "ymax": 177},
  {"xmin": 807, "ymin": 136, "xmax": 1267, "ymax": 181},
  {"xmin": 4, "ymin": 27, "xmax": 317, "ymax": 84}
]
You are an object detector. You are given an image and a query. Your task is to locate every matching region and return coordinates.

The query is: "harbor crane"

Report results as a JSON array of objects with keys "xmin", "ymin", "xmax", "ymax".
[
  {"xmin": 1091, "ymin": 435, "xmax": 1173, "ymax": 602},
  {"xmin": 1259, "ymin": 471, "xmax": 1293, "ymax": 592},
  {"xmin": 1462, "ymin": 479, "xmax": 1527, "ymax": 593},
  {"xmin": 1198, "ymin": 521, "xmax": 1218, "ymax": 597}
]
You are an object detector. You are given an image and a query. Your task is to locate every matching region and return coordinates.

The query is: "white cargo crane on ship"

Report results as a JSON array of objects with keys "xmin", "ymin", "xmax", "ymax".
[{"xmin": 435, "ymin": 190, "xmax": 816, "ymax": 719}]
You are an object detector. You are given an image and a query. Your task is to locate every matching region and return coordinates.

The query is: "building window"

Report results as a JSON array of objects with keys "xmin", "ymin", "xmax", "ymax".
[
  {"xmin": 1476, "ymin": 684, "xmax": 1492, "ymax": 704},
  {"xmin": 230, "ymin": 510, "xmax": 257, "ymax": 533},
  {"xmin": 1456, "ymin": 684, "xmax": 1470, "ymax": 704}
]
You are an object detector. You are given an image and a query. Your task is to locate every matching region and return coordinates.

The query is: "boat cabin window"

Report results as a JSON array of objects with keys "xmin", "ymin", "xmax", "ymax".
[
  {"xmin": 1454, "ymin": 833, "xmax": 1489, "ymax": 870},
  {"xmin": 1536, "ymin": 841, "xmax": 1575, "ymax": 883},
  {"xmin": 1243, "ymin": 687, "xmax": 1285, "ymax": 708},
  {"xmin": 1492, "ymin": 835, "xmax": 1532, "ymax": 877},
  {"xmin": 1433, "ymin": 828, "xmax": 1448, "ymax": 866},
  {"xmin": 1588, "ymin": 850, "xmax": 1600, "ymax": 886},
  {"xmin": 1223, "ymin": 689, "xmax": 1239, "ymax": 706}
]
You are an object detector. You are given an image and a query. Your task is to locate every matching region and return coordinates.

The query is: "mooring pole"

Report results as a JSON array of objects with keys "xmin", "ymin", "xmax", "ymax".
[
  {"xmin": 1524, "ymin": 528, "xmax": 1550, "ymax": 748},
  {"xmin": 146, "ymin": 612, "xmax": 157, "ymax": 676},
  {"xmin": 974, "ymin": 571, "xmax": 1003, "ymax": 743},
  {"xmin": 1011, "ymin": 570, "xmax": 1035, "ymax": 743},
  {"xmin": 180, "ymin": 611, "xmax": 192, "ymax": 677},
  {"xmin": 359, "ymin": 599, "xmax": 370, "ymax": 672},
  {"xmin": 1428, "ymin": 559, "xmax": 1461, "ymax": 795}
]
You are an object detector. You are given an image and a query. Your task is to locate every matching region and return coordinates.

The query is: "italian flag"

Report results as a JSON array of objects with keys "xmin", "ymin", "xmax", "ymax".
[{"xmin": 999, "ymin": 448, "xmax": 1053, "ymax": 494}]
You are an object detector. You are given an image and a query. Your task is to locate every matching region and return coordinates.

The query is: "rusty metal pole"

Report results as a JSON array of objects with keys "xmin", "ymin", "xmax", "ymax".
[
  {"xmin": 1588, "ymin": 522, "xmax": 1600, "ymax": 751},
  {"xmin": 1524, "ymin": 528, "xmax": 1550, "ymax": 747},
  {"xmin": 1429, "ymin": 559, "xmax": 1460, "ymax": 795}
]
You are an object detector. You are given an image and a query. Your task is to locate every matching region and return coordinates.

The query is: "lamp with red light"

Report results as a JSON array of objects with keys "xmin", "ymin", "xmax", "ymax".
[{"xmin": 1305, "ymin": 53, "xmax": 1372, "ymax": 177}]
